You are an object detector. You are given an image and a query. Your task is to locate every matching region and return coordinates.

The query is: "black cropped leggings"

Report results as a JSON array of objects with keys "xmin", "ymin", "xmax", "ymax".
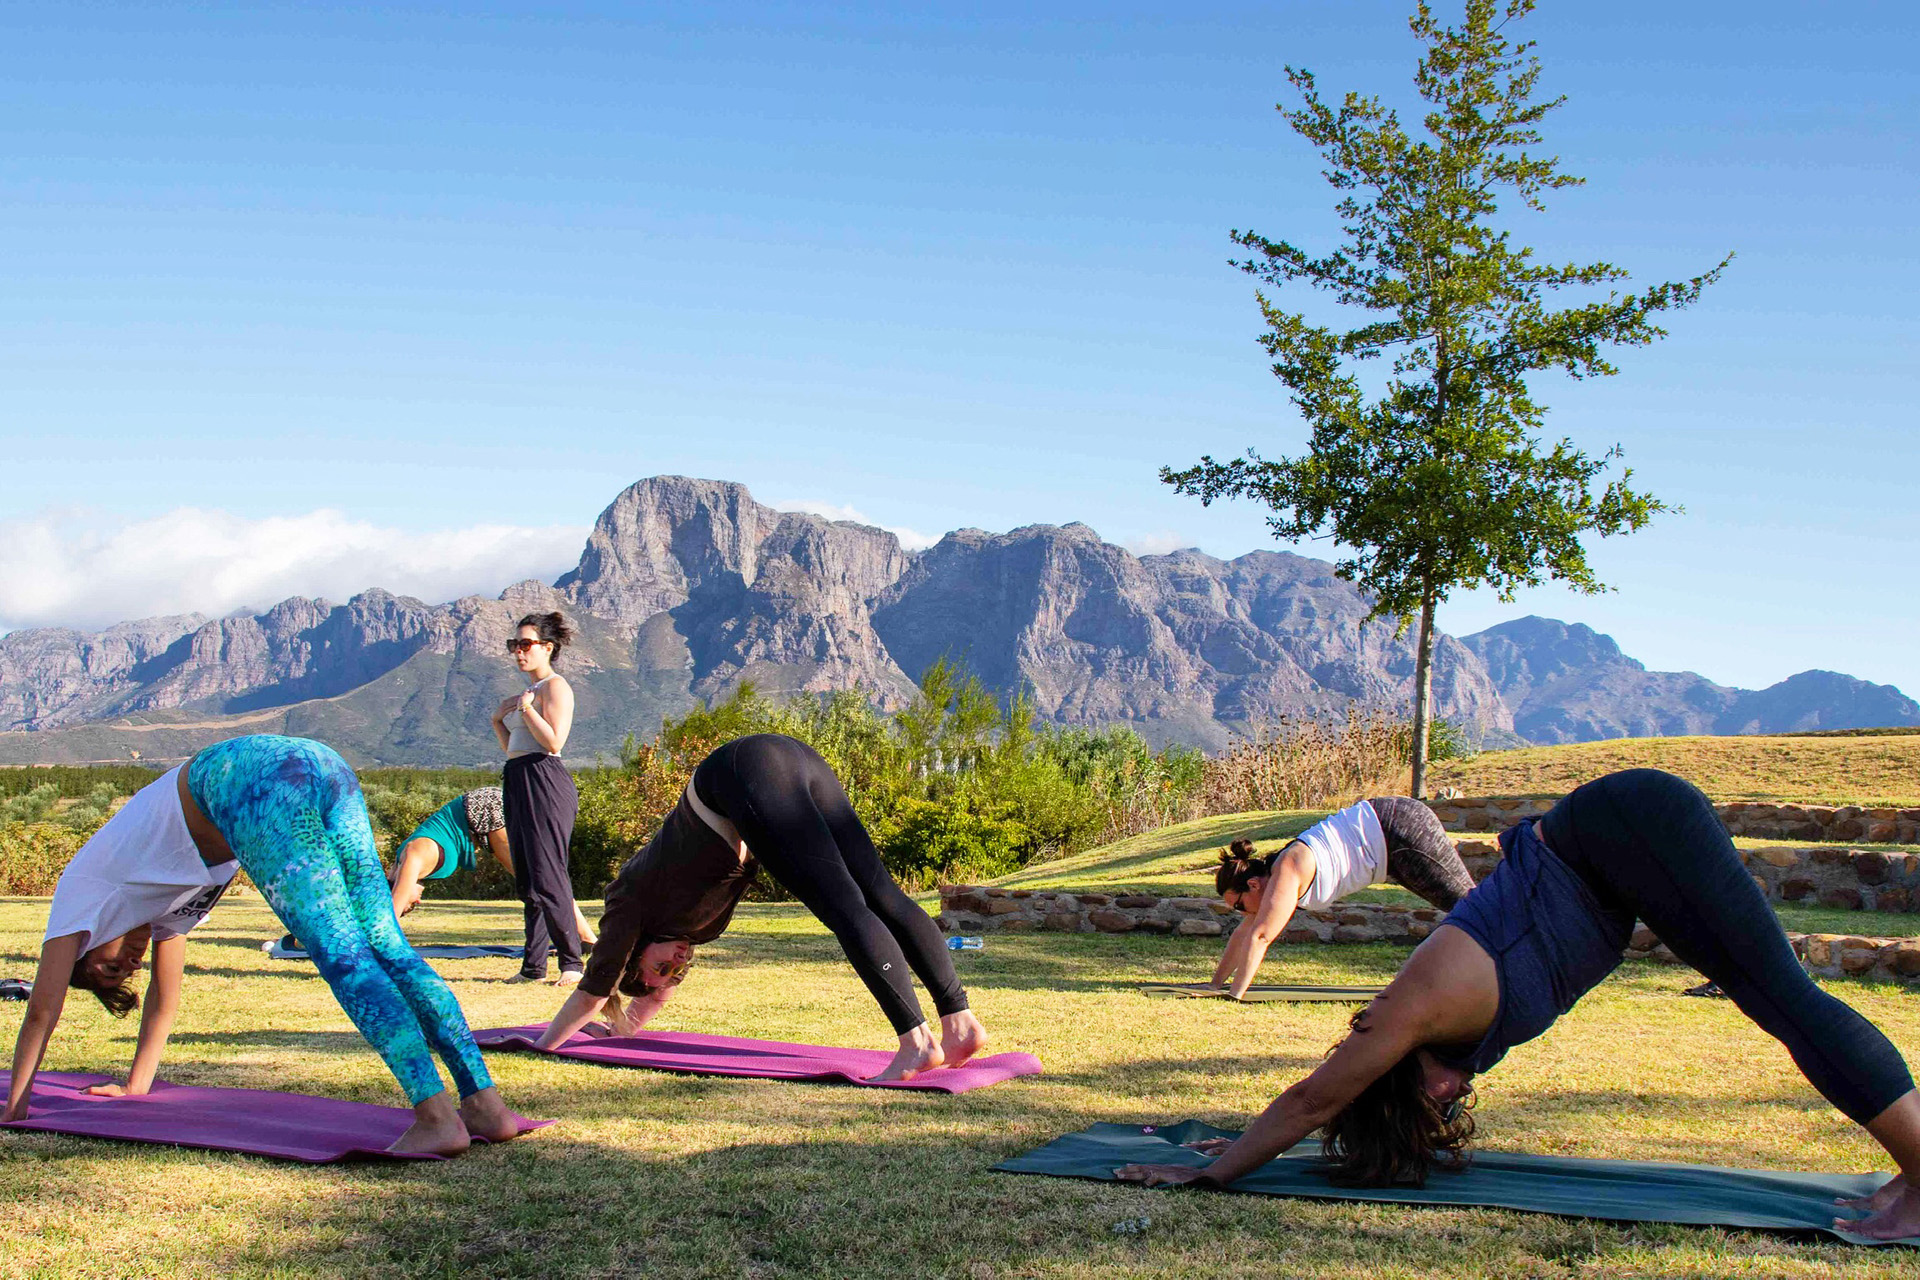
[
  {"xmin": 1367, "ymin": 796, "xmax": 1477, "ymax": 910},
  {"xmin": 1545, "ymin": 768, "xmax": 1914, "ymax": 1126},
  {"xmin": 694, "ymin": 734, "xmax": 968, "ymax": 1035}
]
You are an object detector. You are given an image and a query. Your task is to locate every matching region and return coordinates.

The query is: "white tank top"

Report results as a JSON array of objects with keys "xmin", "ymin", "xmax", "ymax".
[
  {"xmin": 1295, "ymin": 799, "xmax": 1389, "ymax": 908},
  {"xmin": 505, "ymin": 677, "xmax": 556, "ymax": 756}
]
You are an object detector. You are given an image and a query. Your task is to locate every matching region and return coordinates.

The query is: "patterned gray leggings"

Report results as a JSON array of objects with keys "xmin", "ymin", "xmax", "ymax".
[{"xmin": 1366, "ymin": 797, "xmax": 1476, "ymax": 910}]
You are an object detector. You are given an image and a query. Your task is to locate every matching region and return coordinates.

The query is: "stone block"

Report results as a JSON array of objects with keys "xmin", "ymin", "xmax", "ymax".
[
  {"xmin": 1811, "ymin": 846, "xmax": 1850, "ymax": 865},
  {"xmin": 945, "ymin": 891, "xmax": 991, "ymax": 915},
  {"xmin": 1280, "ymin": 926, "xmax": 1320, "ymax": 944},
  {"xmin": 1833, "ymin": 819, "xmax": 1868, "ymax": 841},
  {"xmin": 1891, "ymin": 944, "xmax": 1920, "ymax": 978},
  {"xmin": 1780, "ymin": 878, "xmax": 1815, "ymax": 901},
  {"xmin": 1116, "ymin": 895, "xmax": 1159, "ymax": 909},
  {"xmin": 1869, "ymin": 821, "xmax": 1899, "ymax": 843},
  {"xmin": 1176, "ymin": 919, "xmax": 1223, "ymax": 936},
  {"xmin": 1133, "ymin": 918, "xmax": 1174, "ymax": 934},
  {"xmin": 987, "ymin": 899, "xmax": 1028, "ymax": 916},
  {"xmin": 985, "ymin": 888, "xmax": 1008, "ymax": 898},
  {"xmin": 1208, "ymin": 901, "xmax": 1236, "ymax": 916},
  {"xmin": 1455, "ymin": 840, "xmax": 1497, "ymax": 857},
  {"xmin": 1465, "ymin": 813, "xmax": 1492, "ymax": 831},
  {"xmin": 1754, "ymin": 847, "xmax": 1801, "ymax": 869},
  {"xmin": 1876, "ymin": 888, "xmax": 1911, "ymax": 913},
  {"xmin": 1629, "ymin": 926, "xmax": 1659, "ymax": 952},
  {"xmin": 934, "ymin": 914, "xmax": 952, "ymax": 932},
  {"xmin": 1078, "ymin": 893, "xmax": 1112, "ymax": 906},
  {"xmin": 1044, "ymin": 912, "xmax": 1082, "ymax": 932},
  {"xmin": 1168, "ymin": 897, "xmax": 1214, "ymax": 912},
  {"xmin": 1819, "ymin": 888, "xmax": 1864, "ymax": 911},
  {"xmin": 1407, "ymin": 921, "xmax": 1434, "ymax": 940},
  {"xmin": 1412, "ymin": 909, "xmax": 1441, "ymax": 922},
  {"xmin": 1841, "ymin": 947, "xmax": 1880, "ymax": 975},
  {"xmin": 1000, "ymin": 918, "xmax": 1036, "ymax": 932},
  {"xmin": 1333, "ymin": 925, "xmax": 1378, "ymax": 943},
  {"xmin": 1431, "ymin": 807, "xmax": 1463, "ymax": 825},
  {"xmin": 1089, "ymin": 910, "xmax": 1136, "ymax": 933},
  {"xmin": 1651, "ymin": 944, "xmax": 1677, "ymax": 963},
  {"xmin": 1336, "ymin": 911, "xmax": 1369, "ymax": 927},
  {"xmin": 1801, "ymin": 935, "xmax": 1838, "ymax": 966},
  {"xmin": 1009, "ymin": 890, "xmax": 1033, "ymax": 899}
]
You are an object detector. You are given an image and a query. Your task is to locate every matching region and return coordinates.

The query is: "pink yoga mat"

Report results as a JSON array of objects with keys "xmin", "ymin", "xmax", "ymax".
[
  {"xmin": 0, "ymin": 1070, "xmax": 551, "ymax": 1163},
  {"xmin": 475, "ymin": 1024, "xmax": 1043, "ymax": 1093}
]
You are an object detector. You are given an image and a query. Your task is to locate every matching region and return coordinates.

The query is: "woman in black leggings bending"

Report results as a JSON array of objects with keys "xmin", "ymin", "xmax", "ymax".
[
  {"xmin": 1118, "ymin": 768, "xmax": 1920, "ymax": 1240},
  {"xmin": 538, "ymin": 734, "xmax": 988, "ymax": 1081}
]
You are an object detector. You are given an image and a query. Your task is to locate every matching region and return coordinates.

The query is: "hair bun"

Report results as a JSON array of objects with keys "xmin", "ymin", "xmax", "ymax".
[{"xmin": 1228, "ymin": 837, "xmax": 1257, "ymax": 859}]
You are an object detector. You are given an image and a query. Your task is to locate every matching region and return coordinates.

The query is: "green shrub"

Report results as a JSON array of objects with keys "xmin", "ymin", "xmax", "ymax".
[{"xmin": 872, "ymin": 796, "xmax": 1035, "ymax": 888}]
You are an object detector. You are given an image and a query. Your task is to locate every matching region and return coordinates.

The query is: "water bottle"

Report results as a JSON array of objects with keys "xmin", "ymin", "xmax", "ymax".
[{"xmin": 946, "ymin": 935, "xmax": 984, "ymax": 951}]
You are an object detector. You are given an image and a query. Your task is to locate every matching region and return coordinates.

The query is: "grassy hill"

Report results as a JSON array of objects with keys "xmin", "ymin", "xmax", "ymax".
[{"xmin": 1430, "ymin": 733, "xmax": 1920, "ymax": 807}]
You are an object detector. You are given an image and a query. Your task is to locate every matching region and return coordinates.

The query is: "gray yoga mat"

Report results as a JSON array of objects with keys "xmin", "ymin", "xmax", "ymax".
[
  {"xmin": 1140, "ymin": 983, "xmax": 1384, "ymax": 1002},
  {"xmin": 261, "ymin": 938, "xmax": 524, "ymax": 961},
  {"xmin": 993, "ymin": 1121, "xmax": 1915, "ymax": 1245}
]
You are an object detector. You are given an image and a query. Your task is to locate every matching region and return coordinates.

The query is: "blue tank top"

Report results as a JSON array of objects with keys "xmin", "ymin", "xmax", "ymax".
[
  {"xmin": 407, "ymin": 797, "xmax": 480, "ymax": 881},
  {"xmin": 1433, "ymin": 818, "xmax": 1634, "ymax": 1074}
]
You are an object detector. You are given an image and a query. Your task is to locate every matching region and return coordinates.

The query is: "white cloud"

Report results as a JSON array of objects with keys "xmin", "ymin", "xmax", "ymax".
[
  {"xmin": 0, "ymin": 507, "xmax": 590, "ymax": 633},
  {"xmin": 777, "ymin": 499, "xmax": 939, "ymax": 551},
  {"xmin": 1122, "ymin": 532, "xmax": 1196, "ymax": 557}
]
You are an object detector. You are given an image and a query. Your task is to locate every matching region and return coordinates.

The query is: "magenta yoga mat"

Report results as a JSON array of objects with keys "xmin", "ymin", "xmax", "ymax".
[
  {"xmin": 475, "ymin": 1024, "xmax": 1043, "ymax": 1093},
  {"xmin": 0, "ymin": 1071, "xmax": 551, "ymax": 1163}
]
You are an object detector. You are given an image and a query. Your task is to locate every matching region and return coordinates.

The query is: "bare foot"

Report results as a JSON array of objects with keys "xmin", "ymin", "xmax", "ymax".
[
  {"xmin": 1839, "ymin": 1180, "xmax": 1920, "ymax": 1240},
  {"xmin": 458, "ymin": 1087, "xmax": 524, "ymax": 1145},
  {"xmin": 872, "ymin": 1024, "xmax": 945, "ymax": 1082},
  {"xmin": 938, "ymin": 1009, "xmax": 989, "ymax": 1069},
  {"xmin": 388, "ymin": 1094, "xmax": 471, "ymax": 1156},
  {"xmin": 1837, "ymin": 1173, "xmax": 1906, "ymax": 1214}
]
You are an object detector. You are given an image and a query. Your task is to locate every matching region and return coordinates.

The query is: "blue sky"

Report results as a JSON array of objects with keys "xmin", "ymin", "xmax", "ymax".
[{"xmin": 1, "ymin": 2, "xmax": 1913, "ymax": 698}]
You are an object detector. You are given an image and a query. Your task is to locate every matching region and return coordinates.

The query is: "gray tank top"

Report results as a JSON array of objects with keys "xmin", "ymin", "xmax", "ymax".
[{"xmin": 1431, "ymin": 818, "xmax": 1635, "ymax": 1074}]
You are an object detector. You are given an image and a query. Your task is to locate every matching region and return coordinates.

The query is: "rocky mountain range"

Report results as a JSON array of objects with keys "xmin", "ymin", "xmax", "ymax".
[
  {"xmin": 1461, "ymin": 616, "xmax": 1920, "ymax": 744},
  {"xmin": 0, "ymin": 476, "xmax": 1912, "ymax": 765}
]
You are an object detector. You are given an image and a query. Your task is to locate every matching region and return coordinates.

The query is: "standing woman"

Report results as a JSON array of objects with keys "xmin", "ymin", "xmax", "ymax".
[
  {"xmin": 493, "ymin": 611, "xmax": 585, "ymax": 986},
  {"xmin": 4, "ymin": 735, "xmax": 522, "ymax": 1156}
]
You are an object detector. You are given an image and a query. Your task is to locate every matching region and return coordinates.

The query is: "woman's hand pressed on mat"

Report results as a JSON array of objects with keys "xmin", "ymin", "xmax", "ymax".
[{"xmin": 1114, "ymin": 1162, "xmax": 1218, "ymax": 1188}]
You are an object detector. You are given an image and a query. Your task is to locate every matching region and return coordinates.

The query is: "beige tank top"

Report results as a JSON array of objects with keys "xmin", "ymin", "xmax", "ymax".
[{"xmin": 505, "ymin": 677, "xmax": 556, "ymax": 756}]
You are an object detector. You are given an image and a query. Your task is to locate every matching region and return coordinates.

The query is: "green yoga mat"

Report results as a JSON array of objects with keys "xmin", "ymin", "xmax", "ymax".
[
  {"xmin": 993, "ymin": 1121, "xmax": 1915, "ymax": 1245},
  {"xmin": 1139, "ymin": 984, "xmax": 1384, "ymax": 1002}
]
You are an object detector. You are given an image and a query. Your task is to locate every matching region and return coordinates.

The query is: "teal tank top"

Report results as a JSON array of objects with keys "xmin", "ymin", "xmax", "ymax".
[{"xmin": 406, "ymin": 797, "xmax": 480, "ymax": 880}]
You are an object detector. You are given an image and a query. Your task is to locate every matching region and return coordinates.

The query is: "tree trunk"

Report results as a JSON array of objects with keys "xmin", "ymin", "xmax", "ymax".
[{"xmin": 1409, "ymin": 593, "xmax": 1437, "ymax": 799}]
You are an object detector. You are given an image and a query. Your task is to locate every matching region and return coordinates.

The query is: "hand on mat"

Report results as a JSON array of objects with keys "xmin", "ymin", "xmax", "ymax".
[
  {"xmin": 1182, "ymin": 1137, "xmax": 1234, "ymax": 1157},
  {"xmin": 1115, "ymin": 1162, "xmax": 1215, "ymax": 1188}
]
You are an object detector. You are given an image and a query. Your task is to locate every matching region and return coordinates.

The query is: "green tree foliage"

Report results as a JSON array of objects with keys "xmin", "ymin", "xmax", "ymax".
[{"xmin": 1163, "ymin": 0, "xmax": 1728, "ymax": 795}]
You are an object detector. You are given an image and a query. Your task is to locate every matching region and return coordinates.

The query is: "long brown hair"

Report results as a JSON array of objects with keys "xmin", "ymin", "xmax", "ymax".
[
  {"xmin": 1318, "ymin": 1007, "xmax": 1475, "ymax": 1186},
  {"xmin": 68, "ymin": 960, "xmax": 138, "ymax": 1018},
  {"xmin": 1214, "ymin": 837, "xmax": 1274, "ymax": 896}
]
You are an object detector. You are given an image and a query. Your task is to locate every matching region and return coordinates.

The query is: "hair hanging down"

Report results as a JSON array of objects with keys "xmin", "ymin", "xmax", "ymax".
[
  {"xmin": 516, "ymin": 610, "xmax": 575, "ymax": 658},
  {"xmin": 68, "ymin": 960, "xmax": 138, "ymax": 1018},
  {"xmin": 1319, "ymin": 1007, "xmax": 1476, "ymax": 1186},
  {"xmin": 1214, "ymin": 837, "xmax": 1275, "ymax": 896}
]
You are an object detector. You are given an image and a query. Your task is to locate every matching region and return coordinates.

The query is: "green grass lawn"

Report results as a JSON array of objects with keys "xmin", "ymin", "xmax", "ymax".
[{"xmin": 5, "ymin": 892, "xmax": 1920, "ymax": 1278}]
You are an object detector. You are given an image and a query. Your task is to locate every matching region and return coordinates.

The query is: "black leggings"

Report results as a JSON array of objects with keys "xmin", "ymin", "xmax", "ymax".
[
  {"xmin": 1367, "ymin": 797, "xmax": 1477, "ymax": 910},
  {"xmin": 1545, "ymin": 768, "xmax": 1913, "ymax": 1126},
  {"xmin": 504, "ymin": 753, "xmax": 582, "ymax": 978},
  {"xmin": 694, "ymin": 734, "xmax": 968, "ymax": 1034}
]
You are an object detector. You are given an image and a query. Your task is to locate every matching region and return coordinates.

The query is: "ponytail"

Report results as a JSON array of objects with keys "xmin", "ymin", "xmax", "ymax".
[{"xmin": 1214, "ymin": 837, "xmax": 1274, "ymax": 896}]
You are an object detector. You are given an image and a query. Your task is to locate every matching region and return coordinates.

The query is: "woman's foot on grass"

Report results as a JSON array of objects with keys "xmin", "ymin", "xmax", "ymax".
[
  {"xmin": 458, "ymin": 1087, "xmax": 524, "ymax": 1145},
  {"xmin": 872, "ymin": 1024, "xmax": 945, "ymax": 1082},
  {"xmin": 938, "ymin": 1010, "xmax": 989, "ymax": 1069},
  {"xmin": 389, "ymin": 1094, "xmax": 472, "ymax": 1156}
]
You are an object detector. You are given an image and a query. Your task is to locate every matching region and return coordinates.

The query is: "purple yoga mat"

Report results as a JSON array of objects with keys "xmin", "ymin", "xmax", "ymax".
[
  {"xmin": 0, "ymin": 1070, "xmax": 551, "ymax": 1163},
  {"xmin": 475, "ymin": 1024, "xmax": 1043, "ymax": 1093}
]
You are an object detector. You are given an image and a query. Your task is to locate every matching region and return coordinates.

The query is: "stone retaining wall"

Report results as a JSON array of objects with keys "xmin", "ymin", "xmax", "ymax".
[
  {"xmin": 935, "ymin": 885, "xmax": 1920, "ymax": 983},
  {"xmin": 1432, "ymin": 796, "xmax": 1920, "ymax": 845}
]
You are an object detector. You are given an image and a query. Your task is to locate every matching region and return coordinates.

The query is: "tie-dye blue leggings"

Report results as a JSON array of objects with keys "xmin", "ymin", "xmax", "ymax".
[{"xmin": 188, "ymin": 735, "xmax": 493, "ymax": 1105}]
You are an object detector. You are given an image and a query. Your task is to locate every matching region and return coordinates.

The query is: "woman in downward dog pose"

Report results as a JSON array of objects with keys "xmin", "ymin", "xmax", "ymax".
[
  {"xmin": 4, "ymin": 735, "xmax": 522, "ymax": 1156},
  {"xmin": 492, "ymin": 611, "xmax": 587, "ymax": 986},
  {"xmin": 538, "ymin": 733, "xmax": 990, "ymax": 1081},
  {"xmin": 1118, "ymin": 769, "xmax": 1920, "ymax": 1241},
  {"xmin": 1210, "ymin": 798, "xmax": 1475, "ymax": 999}
]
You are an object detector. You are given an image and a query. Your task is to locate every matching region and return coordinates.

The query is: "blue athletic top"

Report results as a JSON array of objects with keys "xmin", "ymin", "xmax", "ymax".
[
  {"xmin": 1431, "ymin": 817, "xmax": 1634, "ymax": 1074},
  {"xmin": 407, "ymin": 797, "xmax": 480, "ymax": 881}
]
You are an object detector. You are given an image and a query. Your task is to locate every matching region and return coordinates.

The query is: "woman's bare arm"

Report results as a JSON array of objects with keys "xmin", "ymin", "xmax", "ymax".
[
  {"xmin": 112, "ymin": 933, "xmax": 186, "ymax": 1096},
  {"xmin": 1210, "ymin": 916, "xmax": 1254, "ymax": 986},
  {"xmin": 536, "ymin": 987, "xmax": 611, "ymax": 1049},
  {"xmin": 1118, "ymin": 926, "xmax": 1499, "ymax": 1186},
  {"xmin": 1226, "ymin": 846, "xmax": 1311, "ymax": 1001},
  {"xmin": 4, "ymin": 934, "xmax": 83, "ymax": 1121}
]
